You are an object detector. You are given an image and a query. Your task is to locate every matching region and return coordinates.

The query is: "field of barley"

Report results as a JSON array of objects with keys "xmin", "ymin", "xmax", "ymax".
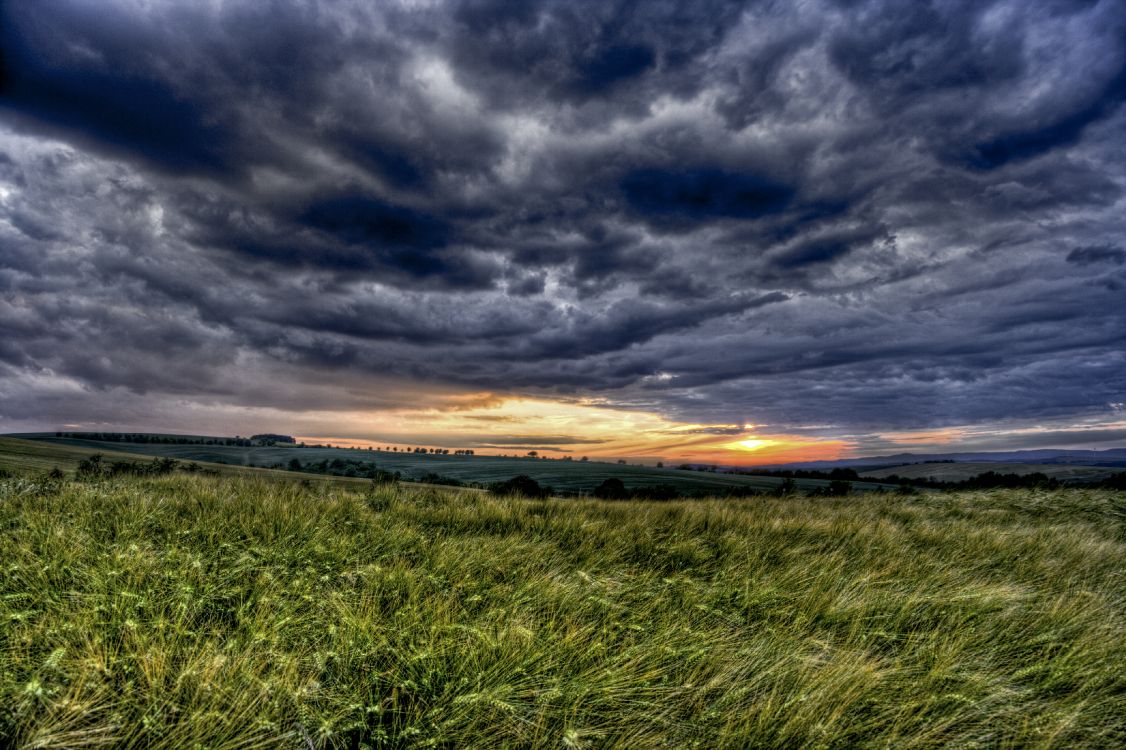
[{"xmin": 1, "ymin": 473, "xmax": 1123, "ymax": 748}]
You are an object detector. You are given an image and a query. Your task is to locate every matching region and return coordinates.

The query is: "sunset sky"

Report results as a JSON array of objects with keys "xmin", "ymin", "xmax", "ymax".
[{"xmin": 1, "ymin": 0, "xmax": 1124, "ymax": 465}]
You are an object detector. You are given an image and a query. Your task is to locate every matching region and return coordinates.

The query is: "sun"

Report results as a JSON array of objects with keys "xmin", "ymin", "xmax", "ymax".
[{"xmin": 732, "ymin": 438, "xmax": 777, "ymax": 452}]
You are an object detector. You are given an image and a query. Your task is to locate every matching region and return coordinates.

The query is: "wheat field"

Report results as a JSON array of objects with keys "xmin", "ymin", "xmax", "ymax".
[{"xmin": 1, "ymin": 473, "xmax": 1122, "ymax": 748}]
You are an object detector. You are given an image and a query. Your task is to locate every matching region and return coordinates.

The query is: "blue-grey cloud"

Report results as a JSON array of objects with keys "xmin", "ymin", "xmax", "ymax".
[{"xmin": 1, "ymin": 0, "xmax": 1124, "ymax": 444}]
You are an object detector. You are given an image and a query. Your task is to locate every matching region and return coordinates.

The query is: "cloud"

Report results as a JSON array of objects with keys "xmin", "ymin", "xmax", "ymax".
[
  {"xmin": 1067, "ymin": 244, "xmax": 1126, "ymax": 266},
  {"xmin": 620, "ymin": 168, "xmax": 794, "ymax": 223},
  {"xmin": 1, "ymin": 0, "xmax": 1125, "ymax": 452}
]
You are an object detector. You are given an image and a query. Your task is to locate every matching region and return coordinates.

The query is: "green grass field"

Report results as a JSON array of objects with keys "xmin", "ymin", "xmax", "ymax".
[
  {"xmin": 12, "ymin": 435, "xmax": 900, "ymax": 494},
  {"xmin": 1, "ymin": 469, "xmax": 1122, "ymax": 748},
  {"xmin": 0, "ymin": 437, "xmax": 375, "ymax": 488}
]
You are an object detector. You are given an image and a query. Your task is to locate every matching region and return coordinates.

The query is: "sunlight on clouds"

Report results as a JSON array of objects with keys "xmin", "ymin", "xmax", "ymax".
[
  {"xmin": 298, "ymin": 396, "xmax": 853, "ymax": 465},
  {"xmin": 731, "ymin": 438, "xmax": 778, "ymax": 452}
]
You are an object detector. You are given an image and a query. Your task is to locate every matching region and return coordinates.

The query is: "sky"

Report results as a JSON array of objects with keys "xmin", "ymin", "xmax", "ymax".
[{"xmin": 1, "ymin": 0, "xmax": 1124, "ymax": 465}]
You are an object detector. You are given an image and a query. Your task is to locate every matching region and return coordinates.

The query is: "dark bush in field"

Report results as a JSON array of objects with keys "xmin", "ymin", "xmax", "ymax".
[
  {"xmin": 630, "ymin": 483, "xmax": 681, "ymax": 500},
  {"xmin": 490, "ymin": 475, "xmax": 551, "ymax": 498},
  {"xmin": 1096, "ymin": 472, "xmax": 1126, "ymax": 491},
  {"xmin": 76, "ymin": 454, "xmax": 180, "ymax": 479},
  {"xmin": 418, "ymin": 472, "xmax": 465, "ymax": 487},
  {"xmin": 284, "ymin": 457, "xmax": 399, "ymax": 482},
  {"xmin": 75, "ymin": 454, "xmax": 107, "ymax": 480},
  {"xmin": 593, "ymin": 477, "xmax": 628, "ymax": 499}
]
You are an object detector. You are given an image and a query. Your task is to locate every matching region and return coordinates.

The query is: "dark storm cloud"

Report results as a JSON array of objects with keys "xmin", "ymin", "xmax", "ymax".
[
  {"xmin": 1067, "ymin": 244, "xmax": 1126, "ymax": 266},
  {"xmin": 620, "ymin": 168, "xmax": 794, "ymax": 223},
  {"xmin": 1, "ymin": 0, "xmax": 1125, "ymax": 442},
  {"xmin": 445, "ymin": 0, "xmax": 745, "ymax": 105},
  {"xmin": 969, "ymin": 64, "xmax": 1126, "ymax": 169}
]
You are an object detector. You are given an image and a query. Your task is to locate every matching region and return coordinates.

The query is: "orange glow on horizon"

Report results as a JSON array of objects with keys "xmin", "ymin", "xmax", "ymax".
[{"xmin": 293, "ymin": 395, "xmax": 853, "ymax": 466}]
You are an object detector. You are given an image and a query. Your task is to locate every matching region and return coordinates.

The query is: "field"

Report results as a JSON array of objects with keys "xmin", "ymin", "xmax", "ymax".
[
  {"xmin": 12, "ymin": 435, "xmax": 901, "ymax": 494},
  {"xmin": 861, "ymin": 462, "xmax": 1125, "ymax": 484},
  {"xmin": 1, "ymin": 470, "xmax": 1123, "ymax": 748},
  {"xmin": 0, "ymin": 437, "xmax": 374, "ymax": 489}
]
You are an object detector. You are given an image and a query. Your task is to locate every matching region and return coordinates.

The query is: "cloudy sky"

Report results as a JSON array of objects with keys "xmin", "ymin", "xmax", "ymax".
[{"xmin": 1, "ymin": 0, "xmax": 1124, "ymax": 464}]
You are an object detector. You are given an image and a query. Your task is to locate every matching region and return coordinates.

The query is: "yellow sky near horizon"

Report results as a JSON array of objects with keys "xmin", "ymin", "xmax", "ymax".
[{"xmin": 294, "ymin": 396, "xmax": 854, "ymax": 465}]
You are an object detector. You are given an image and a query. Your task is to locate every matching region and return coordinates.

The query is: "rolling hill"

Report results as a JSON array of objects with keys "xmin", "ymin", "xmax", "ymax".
[
  {"xmin": 764, "ymin": 448, "xmax": 1126, "ymax": 470},
  {"xmin": 6, "ymin": 434, "xmax": 901, "ymax": 494},
  {"xmin": 860, "ymin": 461, "xmax": 1126, "ymax": 484},
  {"xmin": 0, "ymin": 437, "xmax": 371, "ymax": 487}
]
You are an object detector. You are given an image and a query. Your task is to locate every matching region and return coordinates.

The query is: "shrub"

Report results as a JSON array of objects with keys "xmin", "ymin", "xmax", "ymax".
[
  {"xmin": 490, "ymin": 475, "xmax": 550, "ymax": 498},
  {"xmin": 593, "ymin": 477, "xmax": 628, "ymax": 500},
  {"xmin": 75, "ymin": 454, "xmax": 108, "ymax": 480}
]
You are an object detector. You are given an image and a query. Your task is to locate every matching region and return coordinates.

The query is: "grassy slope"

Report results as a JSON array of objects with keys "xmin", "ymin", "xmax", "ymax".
[
  {"xmin": 1, "ymin": 472, "xmax": 1123, "ymax": 748},
  {"xmin": 16, "ymin": 436, "xmax": 899, "ymax": 493},
  {"xmin": 861, "ymin": 461, "xmax": 1125, "ymax": 484},
  {"xmin": 0, "ymin": 436, "xmax": 364, "ymax": 486},
  {"xmin": 0, "ymin": 437, "xmax": 482, "ymax": 494}
]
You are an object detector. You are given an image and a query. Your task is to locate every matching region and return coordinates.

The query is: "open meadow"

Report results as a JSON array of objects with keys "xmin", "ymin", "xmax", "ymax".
[{"xmin": 1, "ymin": 471, "xmax": 1122, "ymax": 748}]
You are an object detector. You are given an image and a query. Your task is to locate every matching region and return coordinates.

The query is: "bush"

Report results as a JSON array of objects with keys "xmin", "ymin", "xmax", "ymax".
[
  {"xmin": 593, "ymin": 477, "xmax": 628, "ymax": 500},
  {"xmin": 1095, "ymin": 472, "xmax": 1126, "ymax": 491},
  {"xmin": 490, "ymin": 475, "xmax": 550, "ymax": 498},
  {"xmin": 418, "ymin": 472, "xmax": 462, "ymax": 487},
  {"xmin": 76, "ymin": 454, "xmax": 108, "ymax": 480},
  {"xmin": 631, "ymin": 484, "xmax": 681, "ymax": 501}
]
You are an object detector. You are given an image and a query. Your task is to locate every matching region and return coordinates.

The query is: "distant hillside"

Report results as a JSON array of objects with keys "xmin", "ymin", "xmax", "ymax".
[
  {"xmin": 0, "ymin": 437, "xmax": 354, "ymax": 485},
  {"xmin": 764, "ymin": 448, "xmax": 1126, "ymax": 471},
  {"xmin": 8, "ymin": 434, "xmax": 902, "ymax": 495},
  {"xmin": 860, "ymin": 462, "xmax": 1125, "ymax": 484}
]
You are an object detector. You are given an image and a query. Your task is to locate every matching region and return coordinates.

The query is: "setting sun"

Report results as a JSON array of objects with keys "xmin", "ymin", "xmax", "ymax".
[{"xmin": 731, "ymin": 438, "xmax": 778, "ymax": 452}]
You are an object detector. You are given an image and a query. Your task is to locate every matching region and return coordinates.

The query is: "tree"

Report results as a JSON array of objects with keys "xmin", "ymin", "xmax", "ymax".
[
  {"xmin": 527, "ymin": 451, "xmax": 538, "ymax": 458},
  {"xmin": 656, "ymin": 461, "xmax": 664, "ymax": 468}
]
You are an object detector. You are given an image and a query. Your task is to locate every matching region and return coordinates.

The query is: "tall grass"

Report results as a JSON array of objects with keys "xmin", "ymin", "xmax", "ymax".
[{"xmin": 1, "ymin": 474, "xmax": 1122, "ymax": 748}]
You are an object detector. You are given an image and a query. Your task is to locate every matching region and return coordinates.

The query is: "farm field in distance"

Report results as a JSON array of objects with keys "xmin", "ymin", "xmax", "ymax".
[
  {"xmin": 0, "ymin": 467, "xmax": 1122, "ymax": 748},
  {"xmin": 860, "ymin": 461, "xmax": 1125, "ymax": 484},
  {"xmin": 10, "ymin": 434, "xmax": 902, "ymax": 494}
]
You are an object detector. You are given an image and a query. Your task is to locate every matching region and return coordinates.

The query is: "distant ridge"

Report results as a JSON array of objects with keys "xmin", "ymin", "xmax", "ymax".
[{"xmin": 760, "ymin": 448, "xmax": 1126, "ymax": 471}]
